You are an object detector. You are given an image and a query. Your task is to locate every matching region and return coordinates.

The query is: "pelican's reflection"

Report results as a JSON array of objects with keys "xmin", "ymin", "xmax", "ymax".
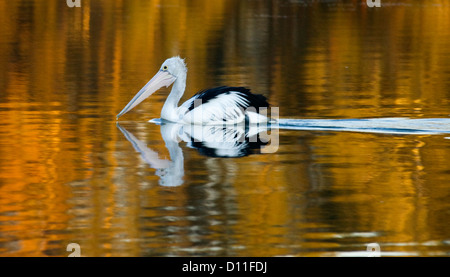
[{"xmin": 116, "ymin": 121, "xmax": 273, "ymax": 187}]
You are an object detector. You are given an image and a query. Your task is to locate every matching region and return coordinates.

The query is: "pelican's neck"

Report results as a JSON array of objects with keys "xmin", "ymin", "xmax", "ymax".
[{"xmin": 161, "ymin": 72, "xmax": 186, "ymax": 122}]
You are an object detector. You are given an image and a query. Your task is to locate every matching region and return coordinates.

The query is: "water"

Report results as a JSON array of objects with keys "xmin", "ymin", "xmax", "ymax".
[{"xmin": 1, "ymin": 0, "xmax": 450, "ymax": 256}]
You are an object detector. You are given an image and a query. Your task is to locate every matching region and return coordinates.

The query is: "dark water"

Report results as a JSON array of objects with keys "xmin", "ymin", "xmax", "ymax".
[{"xmin": 1, "ymin": 0, "xmax": 450, "ymax": 256}]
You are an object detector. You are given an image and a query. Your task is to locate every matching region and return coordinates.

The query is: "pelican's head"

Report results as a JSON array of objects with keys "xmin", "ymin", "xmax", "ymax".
[
  {"xmin": 160, "ymin": 56, "xmax": 187, "ymax": 78},
  {"xmin": 116, "ymin": 56, "xmax": 187, "ymax": 119}
]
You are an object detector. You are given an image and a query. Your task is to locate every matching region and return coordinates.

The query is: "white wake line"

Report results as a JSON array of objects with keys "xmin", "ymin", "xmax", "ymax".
[
  {"xmin": 276, "ymin": 118, "xmax": 450, "ymax": 135},
  {"xmin": 148, "ymin": 117, "xmax": 450, "ymax": 135}
]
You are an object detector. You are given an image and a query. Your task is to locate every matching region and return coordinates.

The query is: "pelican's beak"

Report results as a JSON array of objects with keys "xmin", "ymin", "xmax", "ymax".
[{"xmin": 117, "ymin": 70, "xmax": 176, "ymax": 119}]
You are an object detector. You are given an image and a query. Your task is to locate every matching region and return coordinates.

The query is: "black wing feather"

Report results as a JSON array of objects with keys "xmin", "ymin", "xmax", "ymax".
[{"xmin": 187, "ymin": 86, "xmax": 269, "ymax": 112}]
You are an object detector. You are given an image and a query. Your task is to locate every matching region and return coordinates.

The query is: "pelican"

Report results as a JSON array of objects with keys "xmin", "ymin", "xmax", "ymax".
[{"xmin": 116, "ymin": 56, "xmax": 271, "ymax": 124}]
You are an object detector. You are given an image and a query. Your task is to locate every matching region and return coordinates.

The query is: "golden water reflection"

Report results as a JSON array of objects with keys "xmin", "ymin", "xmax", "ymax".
[{"xmin": 0, "ymin": 0, "xmax": 450, "ymax": 256}]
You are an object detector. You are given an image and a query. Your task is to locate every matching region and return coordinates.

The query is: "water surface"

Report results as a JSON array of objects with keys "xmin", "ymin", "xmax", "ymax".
[{"xmin": 1, "ymin": 0, "xmax": 450, "ymax": 256}]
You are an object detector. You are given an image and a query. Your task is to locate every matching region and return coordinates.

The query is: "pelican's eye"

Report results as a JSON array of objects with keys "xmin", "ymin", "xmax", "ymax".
[{"xmin": 162, "ymin": 65, "xmax": 168, "ymax": 71}]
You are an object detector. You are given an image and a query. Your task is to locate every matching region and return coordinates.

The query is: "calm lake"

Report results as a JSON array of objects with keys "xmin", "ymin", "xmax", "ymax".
[{"xmin": 1, "ymin": 0, "xmax": 450, "ymax": 257}]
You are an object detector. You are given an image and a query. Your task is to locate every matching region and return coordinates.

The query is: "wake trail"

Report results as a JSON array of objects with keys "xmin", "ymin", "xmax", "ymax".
[{"xmin": 275, "ymin": 118, "xmax": 450, "ymax": 135}]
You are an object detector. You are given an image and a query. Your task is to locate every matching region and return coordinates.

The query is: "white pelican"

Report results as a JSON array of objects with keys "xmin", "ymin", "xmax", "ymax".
[{"xmin": 116, "ymin": 56, "xmax": 271, "ymax": 124}]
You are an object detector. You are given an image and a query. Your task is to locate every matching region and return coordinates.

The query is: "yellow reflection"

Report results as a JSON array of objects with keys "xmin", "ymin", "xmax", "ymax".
[{"xmin": 0, "ymin": 0, "xmax": 450, "ymax": 257}]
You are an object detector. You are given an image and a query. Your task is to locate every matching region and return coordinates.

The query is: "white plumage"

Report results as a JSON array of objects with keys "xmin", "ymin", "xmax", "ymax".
[{"xmin": 117, "ymin": 57, "xmax": 271, "ymax": 125}]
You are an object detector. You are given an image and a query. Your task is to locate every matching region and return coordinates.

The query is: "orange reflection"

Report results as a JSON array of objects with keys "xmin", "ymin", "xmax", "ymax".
[{"xmin": 0, "ymin": 0, "xmax": 450, "ymax": 257}]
